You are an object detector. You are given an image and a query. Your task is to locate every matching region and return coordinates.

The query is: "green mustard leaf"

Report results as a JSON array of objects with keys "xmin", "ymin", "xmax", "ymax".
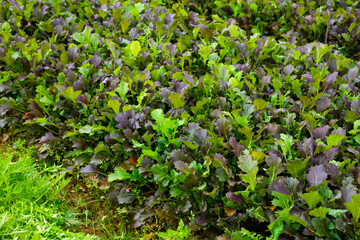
[{"xmin": 300, "ymin": 191, "xmax": 322, "ymax": 209}]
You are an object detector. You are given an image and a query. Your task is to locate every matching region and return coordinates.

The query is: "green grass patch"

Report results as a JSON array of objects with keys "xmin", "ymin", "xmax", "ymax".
[{"xmin": 0, "ymin": 143, "xmax": 98, "ymax": 239}]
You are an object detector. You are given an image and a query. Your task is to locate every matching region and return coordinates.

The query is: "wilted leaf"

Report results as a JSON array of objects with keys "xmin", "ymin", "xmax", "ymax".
[{"xmin": 224, "ymin": 207, "xmax": 237, "ymax": 217}]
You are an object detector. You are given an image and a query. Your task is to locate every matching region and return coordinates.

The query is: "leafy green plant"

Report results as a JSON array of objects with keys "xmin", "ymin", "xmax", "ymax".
[
  {"xmin": 2, "ymin": 0, "xmax": 360, "ymax": 238},
  {"xmin": 157, "ymin": 220, "xmax": 191, "ymax": 240}
]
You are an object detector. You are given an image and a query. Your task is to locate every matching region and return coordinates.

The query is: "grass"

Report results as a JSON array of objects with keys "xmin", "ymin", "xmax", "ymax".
[
  {"xmin": 0, "ymin": 139, "xmax": 195, "ymax": 239},
  {"xmin": 0, "ymin": 140, "xmax": 98, "ymax": 239}
]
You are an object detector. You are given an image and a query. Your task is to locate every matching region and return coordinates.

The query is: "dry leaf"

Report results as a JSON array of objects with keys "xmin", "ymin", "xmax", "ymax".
[{"xmin": 224, "ymin": 207, "xmax": 236, "ymax": 217}]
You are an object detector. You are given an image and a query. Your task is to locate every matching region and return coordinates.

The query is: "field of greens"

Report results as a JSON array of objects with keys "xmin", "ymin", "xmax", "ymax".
[{"xmin": 1, "ymin": 0, "xmax": 360, "ymax": 239}]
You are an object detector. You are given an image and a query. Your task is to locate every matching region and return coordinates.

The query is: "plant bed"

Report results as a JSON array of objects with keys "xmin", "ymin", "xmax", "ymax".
[{"xmin": 1, "ymin": 0, "xmax": 360, "ymax": 239}]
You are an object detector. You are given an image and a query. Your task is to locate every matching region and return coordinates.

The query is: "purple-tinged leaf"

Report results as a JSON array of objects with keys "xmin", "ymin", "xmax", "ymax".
[
  {"xmin": 80, "ymin": 163, "xmax": 97, "ymax": 175},
  {"xmin": 76, "ymin": 94, "xmax": 88, "ymax": 105},
  {"xmin": 68, "ymin": 46, "xmax": 79, "ymax": 60},
  {"xmin": 91, "ymin": 152, "xmax": 109, "ymax": 165},
  {"xmin": 298, "ymin": 137, "xmax": 315, "ymax": 157},
  {"xmin": 328, "ymin": 163, "xmax": 340, "ymax": 179},
  {"xmin": 255, "ymin": 67, "xmax": 266, "ymax": 78},
  {"xmin": 316, "ymin": 96, "xmax": 331, "ymax": 112},
  {"xmin": 323, "ymin": 72, "xmax": 338, "ymax": 91},
  {"xmin": 345, "ymin": 67, "xmax": 358, "ymax": 82},
  {"xmin": 311, "ymin": 154, "xmax": 326, "ymax": 165},
  {"xmin": 306, "ymin": 165, "xmax": 328, "ymax": 186},
  {"xmin": 265, "ymin": 152, "xmax": 282, "ymax": 167},
  {"xmin": 348, "ymin": 82, "xmax": 358, "ymax": 95},
  {"xmin": 133, "ymin": 208, "xmax": 155, "ymax": 228},
  {"xmin": 351, "ymin": 166, "xmax": 360, "ymax": 185},
  {"xmin": 215, "ymin": 154, "xmax": 227, "ymax": 167},
  {"xmin": 174, "ymin": 161, "xmax": 189, "ymax": 174},
  {"xmin": 331, "ymin": 127, "xmax": 346, "ymax": 137},
  {"xmin": 196, "ymin": 212, "xmax": 211, "ymax": 227},
  {"xmin": 39, "ymin": 132, "xmax": 58, "ymax": 144},
  {"xmin": 90, "ymin": 55, "xmax": 101, "ymax": 68},
  {"xmin": 228, "ymin": 137, "xmax": 244, "ymax": 157},
  {"xmin": 288, "ymin": 36, "xmax": 296, "ymax": 45},
  {"xmin": 304, "ymin": 15, "xmax": 314, "ymax": 24},
  {"xmin": 178, "ymin": 200, "xmax": 192, "ymax": 213},
  {"xmin": 313, "ymin": 125, "xmax": 330, "ymax": 139},
  {"xmin": 347, "ymin": 148, "xmax": 359, "ymax": 158},
  {"xmin": 183, "ymin": 72, "xmax": 194, "ymax": 84},
  {"xmin": 271, "ymin": 177, "xmax": 289, "ymax": 195},
  {"xmin": 215, "ymin": 118, "xmax": 231, "ymax": 136},
  {"xmin": 312, "ymin": 147, "xmax": 338, "ymax": 165},
  {"xmin": 326, "ymin": 58, "xmax": 337, "ymax": 72},
  {"xmin": 29, "ymin": 100, "xmax": 44, "ymax": 118},
  {"xmin": 66, "ymin": 70, "xmax": 76, "ymax": 82},
  {"xmin": 9, "ymin": 0, "xmax": 20, "ymax": 10},
  {"xmin": 303, "ymin": 73, "xmax": 312, "ymax": 81},
  {"xmin": 324, "ymin": 147, "xmax": 339, "ymax": 160},
  {"xmin": 351, "ymin": 99, "xmax": 360, "ymax": 115},
  {"xmin": 73, "ymin": 79, "xmax": 84, "ymax": 90},
  {"xmin": 129, "ymin": 28, "xmax": 139, "ymax": 40},
  {"xmin": 266, "ymin": 123, "xmax": 280, "ymax": 136},
  {"xmin": 164, "ymin": 13, "xmax": 175, "ymax": 25},
  {"xmin": 170, "ymin": 149, "xmax": 189, "ymax": 163},
  {"xmin": 184, "ymin": 123, "xmax": 200, "ymax": 135},
  {"xmin": 341, "ymin": 185, "xmax": 357, "ymax": 203},
  {"xmin": 194, "ymin": 129, "xmax": 208, "ymax": 142},
  {"xmin": 72, "ymin": 138, "xmax": 85, "ymax": 150},
  {"xmin": 283, "ymin": 65, "xmax": 294, "ymax": 76},
  {"xmin": 200, "ymin": 142, "xmax": 212, "ymax": 156},
  {"xmin": 342, "ymin": 95, "xmax": 351, "ymax": 110},
  {"xmin": 34, "ymin": 65, "xmax": 42, "ymax": 79},
  {"xmin": 165, "ymin": 43, "xmax": 178, "ymax": 57},
  {"xmin": 188, "ymin": 12, "xmax": 199, "ymax": 22},
  {"xmin": 226, "ymin": 192, "xmax": 244, "ymax": 204},
  {"xmin": 141, "ymin": 158, "xmax": 155, "ymax": 168}
]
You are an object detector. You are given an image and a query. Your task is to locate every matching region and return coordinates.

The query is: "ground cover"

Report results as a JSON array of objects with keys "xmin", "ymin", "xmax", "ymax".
[
  {"xmin": 1, "ymin": 0, "xmax": 360, "ymax": 239},
  {"xmin": 0, "ymin": 140, "xmax": 98, "ymax": 239}
]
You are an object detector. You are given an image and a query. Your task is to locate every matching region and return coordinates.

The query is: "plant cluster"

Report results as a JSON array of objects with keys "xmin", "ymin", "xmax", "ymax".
[{"xmin": 1, "ymin": 0, "xmax": 360, "ymax": 238}]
